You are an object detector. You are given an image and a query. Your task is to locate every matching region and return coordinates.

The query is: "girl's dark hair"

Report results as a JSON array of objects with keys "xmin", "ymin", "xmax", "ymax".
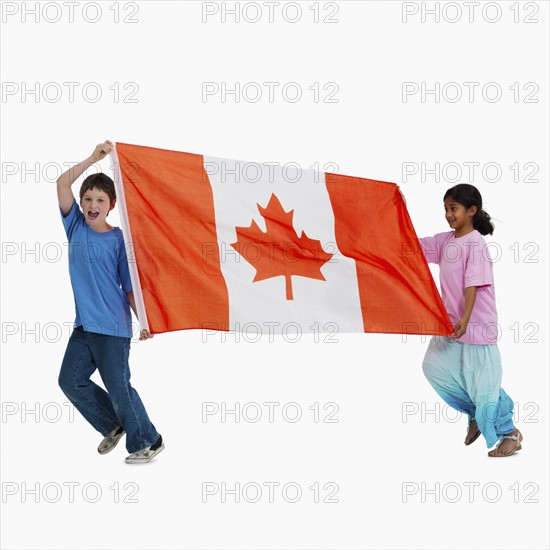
[
  {"xmin": 79, "ymin": 173, "xmax": 116, "ymax": 204},
  {"xmin": 443, "ymin": 184, "xmax": 494, "ymax": 236}
]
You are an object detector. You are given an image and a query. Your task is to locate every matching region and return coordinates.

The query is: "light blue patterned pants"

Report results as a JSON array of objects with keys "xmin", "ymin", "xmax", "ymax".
[{"xmin": 422, "ymin": 336, "xmax": 515, "ymax": 448}]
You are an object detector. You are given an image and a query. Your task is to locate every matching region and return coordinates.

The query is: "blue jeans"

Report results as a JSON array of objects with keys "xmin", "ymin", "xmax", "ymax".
[
  {"xmin": 422, "ymin": 336, "xmax": 515, "ymax": 448},
  {"xmin": 59, "ymin": 326, "xmax": 159, "ymax": 453}
]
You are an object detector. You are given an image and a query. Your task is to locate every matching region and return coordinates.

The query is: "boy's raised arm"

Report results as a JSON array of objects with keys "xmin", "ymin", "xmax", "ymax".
[{"xmin": 57, "ymin": 140, "xmax": 113, "ymax": 216}]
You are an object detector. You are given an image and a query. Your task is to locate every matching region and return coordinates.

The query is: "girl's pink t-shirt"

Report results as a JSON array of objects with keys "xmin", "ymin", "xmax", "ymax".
[{"xmin": 419, "ymin": 230, "xmax": 498, "ymax": 345}]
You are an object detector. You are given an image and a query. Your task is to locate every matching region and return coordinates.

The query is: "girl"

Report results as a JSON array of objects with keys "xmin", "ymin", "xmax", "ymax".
[{"xmin": 413, "ymin": 184, "xmax": 522, "ymax": 457}]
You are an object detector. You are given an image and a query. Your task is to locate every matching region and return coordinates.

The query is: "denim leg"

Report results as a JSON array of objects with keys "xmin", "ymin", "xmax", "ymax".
[
  {"xmin": 89, "ymin": 333, "xmax": 159, "ymax": 453},
  {"xmin": 58, "ymin": 330, "xmax": 120, "ymax": 436}
]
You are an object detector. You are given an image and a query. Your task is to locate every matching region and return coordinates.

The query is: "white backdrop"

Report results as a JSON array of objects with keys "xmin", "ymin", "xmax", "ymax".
[{"xmin": 1, "ymin": 1, "xmax": 548, "ymax": 549}]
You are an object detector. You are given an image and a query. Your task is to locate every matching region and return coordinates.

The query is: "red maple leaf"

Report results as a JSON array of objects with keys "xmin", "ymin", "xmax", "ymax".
[{"xmin": 231, "ymin": 194, "xmax": 333, "ymax": 300}]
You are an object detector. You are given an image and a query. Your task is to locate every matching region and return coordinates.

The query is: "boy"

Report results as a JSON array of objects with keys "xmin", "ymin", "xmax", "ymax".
[{"xmin": 57, "ymin": 140, "xmax": 164, "ymax": 464}]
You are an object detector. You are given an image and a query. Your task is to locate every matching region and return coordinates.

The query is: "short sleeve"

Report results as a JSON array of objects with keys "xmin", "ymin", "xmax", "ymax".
[
  {"xmin": 418, "ymin": 235, "xmax": 440, "ymax": 265},
  {"xmin": 118, "ymin": 236, "xmax": 133, "ymax": 293},
  {"xmin": 464, "ymin": 239, "xmax": 493, "ymax": 288},
  {"xmin": 60, "ymin": 198, "xmax": 83, "ymax": 239}
]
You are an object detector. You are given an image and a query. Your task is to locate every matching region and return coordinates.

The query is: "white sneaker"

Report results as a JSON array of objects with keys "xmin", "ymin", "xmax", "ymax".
[
  {"xmin": 125, "ymin": 435, "xmax": 165, "ymax": 464},
  {"xmin": 98, "ymin": 426, "xmax": 125, "ymax": 455}
]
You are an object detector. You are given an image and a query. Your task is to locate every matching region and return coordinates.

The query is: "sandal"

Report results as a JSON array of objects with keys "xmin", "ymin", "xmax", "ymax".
[
  {"xmin": 464, "ymin": 420, "xmax": 481, "ymax": 446},
  {"xmin": 488, "ymin": 430, "xmax": 522, "ymax": 457}
]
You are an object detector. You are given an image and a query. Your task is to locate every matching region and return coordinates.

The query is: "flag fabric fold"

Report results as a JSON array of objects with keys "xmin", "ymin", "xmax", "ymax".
[{"xmin": 110, "ymin": 142, "xmax": 453, "ymax": 337}]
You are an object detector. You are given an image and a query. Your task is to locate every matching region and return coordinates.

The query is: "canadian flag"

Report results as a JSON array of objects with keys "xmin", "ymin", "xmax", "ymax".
[{"xmin": 110, "ymin": 142, "xmax": 453, "ymax": 336}]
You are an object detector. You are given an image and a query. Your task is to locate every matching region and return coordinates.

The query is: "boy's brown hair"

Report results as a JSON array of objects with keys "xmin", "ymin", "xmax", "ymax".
[{"xmin": 79, "ymin": 173, "xmax": 116, "ymax": 204}]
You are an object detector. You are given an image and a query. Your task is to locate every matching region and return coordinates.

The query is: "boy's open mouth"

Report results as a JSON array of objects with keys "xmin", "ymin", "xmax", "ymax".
[{"xmin": 88, "ymin": 211, "xmax": 99, "ymax": 219}]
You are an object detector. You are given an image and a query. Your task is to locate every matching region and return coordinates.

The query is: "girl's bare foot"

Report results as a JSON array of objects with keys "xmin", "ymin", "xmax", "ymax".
[
  {"xmin": 464, "ymin": 419, "xmax": 481, "ymax": 445},
  {"xmin": 488, "ymin": 429, "xmax": 523, "ymax": 457}
]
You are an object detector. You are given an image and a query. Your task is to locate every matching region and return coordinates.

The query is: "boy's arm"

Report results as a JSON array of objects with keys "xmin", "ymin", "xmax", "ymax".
[
  {"xmin": 127, "ymin": 291, "xmax": 138, "ymax": 318},
  {"xmin": 126, "ymin": 291, "xmax": 154, "ymax": 340},
  {"xmin": 57, "ymin": 141, "xmax": 113, "ymax": 216}
]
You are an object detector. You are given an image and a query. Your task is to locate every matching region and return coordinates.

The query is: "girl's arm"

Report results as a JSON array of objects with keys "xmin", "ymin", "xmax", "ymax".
[
  {"xmin": 399, "ymin": 188, "xmax": 407, "ymax": 206},
  {"xmin": 452, "ymin": 286, "xmax": 477, "ymax": 338},
  {"xmin": 399, "ymin": 189, "xmax": 440, "ymax": 264}
]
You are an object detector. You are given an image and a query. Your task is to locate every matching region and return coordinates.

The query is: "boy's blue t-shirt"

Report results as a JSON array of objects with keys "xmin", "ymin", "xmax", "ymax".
[{"xmin": 60, "ymin": 198, "xmax": 134, "ymax": 338}]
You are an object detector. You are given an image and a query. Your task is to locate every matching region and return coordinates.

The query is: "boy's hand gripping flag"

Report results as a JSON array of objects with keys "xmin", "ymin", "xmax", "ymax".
[{"xmin": 110, "ymin": 142, "xmax": 453, "ymax": 337}]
